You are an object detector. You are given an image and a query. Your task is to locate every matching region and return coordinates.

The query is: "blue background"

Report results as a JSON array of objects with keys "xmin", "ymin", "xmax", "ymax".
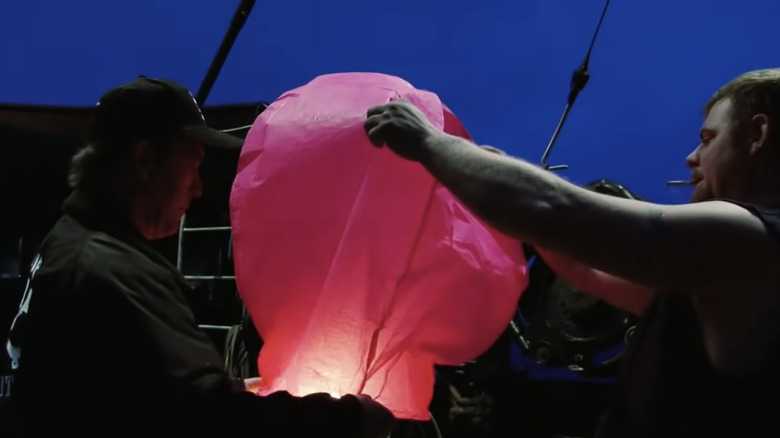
[
  {"xmin": 2, "ymin": 0, "xmax": 779, "ymax": 380},
  {"xmin": 4, "ymin": 0, "xmax": 780, "ymax": 204}
]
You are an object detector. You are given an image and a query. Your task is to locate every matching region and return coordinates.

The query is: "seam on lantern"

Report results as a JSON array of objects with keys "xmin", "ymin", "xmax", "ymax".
[
  {"xmin": 295, "ymin": 146, "xmax": 376, "ymax": 395},
  {"xmin": 361, "ymin": 178, "xmax": 438, "ymax": 388}
]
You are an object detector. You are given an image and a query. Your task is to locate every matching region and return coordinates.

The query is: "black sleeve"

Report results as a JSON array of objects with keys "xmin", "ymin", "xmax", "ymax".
[{"xmin": 75, "ymin": 239, "xmax": 364, "ymax": 438}]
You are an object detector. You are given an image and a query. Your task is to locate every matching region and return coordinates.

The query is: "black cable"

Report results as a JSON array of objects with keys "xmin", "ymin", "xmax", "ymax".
[
  {"xmin": 541, "ymin": 0, "xmax": 612, "ymax": 170},
  {"xmin": 196, "ymin": 0, "xmax": 257, "ymax": 106},
  {"xmin": 570, "ymin": 0, "xmax": 611, "ymax": 103}
]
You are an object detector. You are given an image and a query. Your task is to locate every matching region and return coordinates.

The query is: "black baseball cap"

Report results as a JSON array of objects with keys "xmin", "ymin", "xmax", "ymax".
[{"xmin": 89, "ymin": 76, "xmax": 243, "ymax": 150}]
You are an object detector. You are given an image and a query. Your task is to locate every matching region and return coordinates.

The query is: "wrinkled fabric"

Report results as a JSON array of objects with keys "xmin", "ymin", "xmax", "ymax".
[{"xmin": 230, "ymin": 72, "xmax": 528, "ymax": 420}]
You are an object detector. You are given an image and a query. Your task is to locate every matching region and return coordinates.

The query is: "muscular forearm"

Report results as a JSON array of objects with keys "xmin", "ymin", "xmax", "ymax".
[
  {"xmin": 416, "ymin": 132, "xmax": 778, "ymax": 299},
  {"xmin": 419, "ymin": 134, "xmax": 636, "ymax": 255},
  {"xmin": 473, "ymin": 143, "xmax": 656, "ymax": 313},
  {"xmin": 535, "ymin": 248, "xmax": 654, "ymax": 315},
  {"xmin": 419, "ymin": 133, "xmax": 578, "ymax": 248},
  {"xmin": 417, "ymin": 133, "xmax": 669, "ymax": 290}
]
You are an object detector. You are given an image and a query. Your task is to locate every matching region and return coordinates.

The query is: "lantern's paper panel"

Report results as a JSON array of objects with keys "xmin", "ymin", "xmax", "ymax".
[{"xmin": 230, "ymin": 73, "xmax": 529, "ymax": 420}]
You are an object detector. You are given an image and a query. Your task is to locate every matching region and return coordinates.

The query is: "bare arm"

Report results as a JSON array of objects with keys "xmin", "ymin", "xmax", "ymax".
[
  {"xmin": 417, "ymin": 133, "xmax": 780, "ymax": 374},
  {"xmin": 534, "ymin": 248, "xmax": 655, "ymax": 315},
  {"xmin": 481, "ymin": 146, "xmax": 654, "ymax": 314},
  {"xmin": 418, "ymin": 133, "xmax": 778, "ymax": 296}
]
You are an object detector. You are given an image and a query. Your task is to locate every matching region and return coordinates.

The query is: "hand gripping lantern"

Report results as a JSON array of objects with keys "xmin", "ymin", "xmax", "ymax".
[{"xmin": 229, "ymin": 73, "xmax": 529, "ymax": 420}]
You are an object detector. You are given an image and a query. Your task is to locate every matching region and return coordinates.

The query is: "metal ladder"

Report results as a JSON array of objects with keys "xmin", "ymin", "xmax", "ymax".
[{"xmin": 176, "ymin": 214, "xmax": 235, "ymax": 333}]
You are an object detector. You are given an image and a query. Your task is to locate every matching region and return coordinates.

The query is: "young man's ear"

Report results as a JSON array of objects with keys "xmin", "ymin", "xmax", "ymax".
[{"xmin": 748, "ymin": 113, "xmax": 770, "ymax": 156}]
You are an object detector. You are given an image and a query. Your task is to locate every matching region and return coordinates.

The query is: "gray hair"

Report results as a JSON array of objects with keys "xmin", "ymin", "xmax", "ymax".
[{"xmin": 67, "ymin": 137, "xmax": 174, "ymax": 193}]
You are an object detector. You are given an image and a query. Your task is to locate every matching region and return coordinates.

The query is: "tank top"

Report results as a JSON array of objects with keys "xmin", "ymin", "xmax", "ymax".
[{"xmin": 595, "ymin": 203, "xmax": 780, "ymax": 438}]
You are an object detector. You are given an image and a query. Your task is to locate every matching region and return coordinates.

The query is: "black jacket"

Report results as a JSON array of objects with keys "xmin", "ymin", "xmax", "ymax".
[{"xmin": 8, "ymin": 190, "xmax": 362, "ymax": 438}]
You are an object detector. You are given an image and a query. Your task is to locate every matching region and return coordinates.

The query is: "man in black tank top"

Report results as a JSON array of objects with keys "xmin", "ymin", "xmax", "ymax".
[{"xmin": 364, "ymin": 68, "xmax": 780, "ymax": 436}]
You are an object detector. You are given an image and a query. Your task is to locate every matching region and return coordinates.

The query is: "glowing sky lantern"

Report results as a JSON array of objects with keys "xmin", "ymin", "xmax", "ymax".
[{"xmin": 229, "ymin": 73, "xmax": 529, "ymax": 420}]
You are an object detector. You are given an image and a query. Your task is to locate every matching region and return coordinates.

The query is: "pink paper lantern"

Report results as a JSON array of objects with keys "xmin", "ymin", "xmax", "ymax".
[{"xmin": 229, "ymin": 73, "xmax": 528, "ymax": 420}]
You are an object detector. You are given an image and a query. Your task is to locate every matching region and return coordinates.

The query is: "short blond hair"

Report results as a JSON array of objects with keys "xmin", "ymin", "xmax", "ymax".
[{"xmin": 706, "ymin": 69, "xmax": 780, "ymax": 143}]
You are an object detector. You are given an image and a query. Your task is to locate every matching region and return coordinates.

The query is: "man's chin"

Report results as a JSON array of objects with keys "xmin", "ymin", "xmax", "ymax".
[
  {"xmin": 690, "ymin": 195, "xmax": 711, "ymax": 203},
  {"xmin": 690, "ymin": 183, "xmax": 712, "ymax": 203},
  {"xmin": 149, "ymin": 221, "xmax": 183, "ymax": 241}
]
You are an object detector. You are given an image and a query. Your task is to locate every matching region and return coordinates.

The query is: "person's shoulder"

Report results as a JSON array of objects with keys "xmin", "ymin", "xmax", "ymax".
[
  {"xmin": 38, "ymin": 216, "xmax": 142, "ymax": 277},
  {"xmin": 73, "ymin": 233, "xmax": 163, "ymax": 287},
  {"xmin": 713, "ymin": 199, "xmax": 780, "ymax": 239},
  {"xmin": 78, "ymin": 232, "xmax": 138, "ymax": 262},
  {"xmin": 711, "ymin": 198, "xmax": 780, "ymax": 216},
  {"xmin": 742, "ymin": 203, "xmax": 780, "ymax": 225}
]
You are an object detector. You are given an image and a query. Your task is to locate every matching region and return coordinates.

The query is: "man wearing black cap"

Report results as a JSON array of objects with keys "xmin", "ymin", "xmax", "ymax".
[{"xmin": 6, "ymin": 77, "xmax": 394, "ymax": 438}]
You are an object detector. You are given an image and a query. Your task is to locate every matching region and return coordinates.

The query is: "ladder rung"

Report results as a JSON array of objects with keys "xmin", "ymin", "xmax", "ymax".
[
  {"xmin": 198, "ymin": 324, "xmax": 233, "ymax": 331},
  {"xmin": 184, "ymin": 275, "xmax": 236, "ymax": 280},
  {"xmin": 183, "ymin": 226, "xmax": 232, "ymax": 232}
]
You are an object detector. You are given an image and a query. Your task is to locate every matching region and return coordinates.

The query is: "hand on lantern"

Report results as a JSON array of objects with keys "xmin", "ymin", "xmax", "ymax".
[
  {"xmin": 355, "ymin": 394, "xmax": 396, "ymax": 438},
  {"xmin": 295, "ymin": 392, "xmax": 395, "ymax": 438},
  {"xmin": 364, "ymin": 99, "xmax": 441, "ymax": 162}
]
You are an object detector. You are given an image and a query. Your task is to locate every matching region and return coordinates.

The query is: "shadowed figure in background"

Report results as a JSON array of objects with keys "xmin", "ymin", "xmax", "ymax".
[
  {"xmin": 5, "ymin": 76, "xmax": 393, "ymax": 438},
  {"xmin": 365, "ymin": 68, "xmax": 780, "ymax": 437}
]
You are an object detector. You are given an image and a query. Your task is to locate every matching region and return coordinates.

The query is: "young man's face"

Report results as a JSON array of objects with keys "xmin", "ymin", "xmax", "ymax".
[{"xmin": 686, "ymin": 98, "xmax": 751, "ymax": 203}]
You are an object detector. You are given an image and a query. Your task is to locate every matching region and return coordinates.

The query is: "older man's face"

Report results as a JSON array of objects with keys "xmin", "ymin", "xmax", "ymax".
[{"xmin": 138, "ymin": 138, "xmax": 204, "ymax": 240}]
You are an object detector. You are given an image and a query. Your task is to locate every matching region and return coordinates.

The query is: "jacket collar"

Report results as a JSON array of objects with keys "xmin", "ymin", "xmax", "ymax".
[
  {"xmin": 62, "ymin": 189, "xmax": 186, "ymax": 281},
  {"xmin": 63, "ymin": 189, "xmax": 141, "ymax": 240}
]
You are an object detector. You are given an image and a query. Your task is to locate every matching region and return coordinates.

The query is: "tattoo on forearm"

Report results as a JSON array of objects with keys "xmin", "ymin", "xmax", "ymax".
[{"xmin": 646, "ymin": 206, "xmax": 667, "ymax": 240}]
